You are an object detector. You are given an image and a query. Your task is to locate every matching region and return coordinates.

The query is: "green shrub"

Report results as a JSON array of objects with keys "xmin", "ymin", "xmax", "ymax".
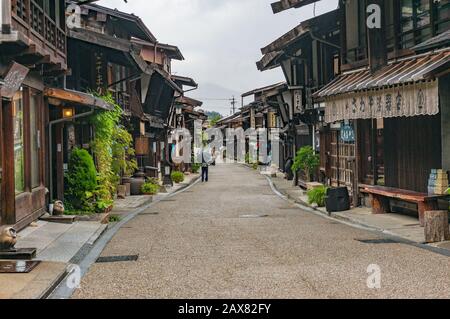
[
  {"xmin": 191, "ymin": 163, "xmax": 201, "ymax": 174},
  {"xmin": 292, "ymin": 146, "xmax": 320, "ymax": 182},
  {"xmin": 252, "ymin": 162, "xmax": 258, "ymax": 170},
  {"xmin": 65, "ymin": 148, "xmax": 98, "ymax": 212},
  {"xmin": 146, "ymin": 177, "xmax": 160, "ymax": 185},
  {"xmin": 171, "ymin": 171, "xmax": 185, "ymax": 183},
  {"xmin": 307, "ymin": 186, "xmax": 328, "ymax": 207},
  {"xmin": 141, "ymin": 182, "xmax": 160, "ymax": 195}
]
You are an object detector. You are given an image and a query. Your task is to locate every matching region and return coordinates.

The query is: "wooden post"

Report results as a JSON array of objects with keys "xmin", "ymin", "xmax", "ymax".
[
  {"xmin": 418, "ymin": 201, "xmax": 438, "ymax": 227},
  {"xmin": 55, "ymin": 123, "xmax": 64, "ymax": 201},
  {"xmin": 424, "ymin": 211, "xmax": 450, "ymax": 243}
]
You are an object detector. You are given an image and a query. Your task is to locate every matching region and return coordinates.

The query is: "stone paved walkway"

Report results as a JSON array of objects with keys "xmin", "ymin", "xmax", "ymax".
[{"xmin": 72, "ymin": 164, "xmax": 450, "ymax": 299}]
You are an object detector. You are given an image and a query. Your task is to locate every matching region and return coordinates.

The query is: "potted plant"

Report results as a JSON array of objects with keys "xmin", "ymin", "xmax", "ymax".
[
  {"xmin": 141, "ymin": 182, "xmax": 160, "ymax": 195},
  {"xmin": 291, "ymin": 146, "xmax": 320, "ymax": 183},
  {"xmin": 171, "ymin": 171, "xmax": 185, "ymax": 184}
]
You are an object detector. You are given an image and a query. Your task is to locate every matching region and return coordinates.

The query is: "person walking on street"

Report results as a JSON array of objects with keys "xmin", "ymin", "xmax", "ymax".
[{"xmin": 202, "ymin": 150, "xmax": 210, "ymax": 182}]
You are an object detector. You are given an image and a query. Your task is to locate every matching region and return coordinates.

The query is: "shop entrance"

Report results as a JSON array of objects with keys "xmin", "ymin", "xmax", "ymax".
[{"xmin": 330, "ymin": 128, "xmax": 356, "ymax": 202}]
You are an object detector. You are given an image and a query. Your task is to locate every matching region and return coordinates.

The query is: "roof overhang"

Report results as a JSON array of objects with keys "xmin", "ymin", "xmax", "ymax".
[
  {"xmin": 242, "ymin": 82, "xmax": 287, "ymax": 98},
  {"xmin": 271, "ymin": 0, "xmax": 320, "ymax": 14},
  {"xmin": 78, "ymin": 3, "xmax": 157, "ymax": 43},
  {"xmin": 413, "ymin": 30, "xmax": 450, "ymax": 53},
  {"xmin": 257, "ymin": 51, "xmax": 283, "ymax": 71},
  {"xmin": 171, "ymin": 75, "xmax": 198, "ymax": 88},
  {"xmin": 132, "ymin": 38, "xmax": 184, "ymax": 61},
  {"xmin": 315, "ymin": 50, "xmax": 450, "ymax": 123},
  {"xmin": 257, "ymin": 10, "xmax": 339, "ymax": 71},
  {"xmin": 261, "ymin": 24, "xmax": 310, "ymax": 55},
  {"xmin": 152, "ymin": 67, "xmax": 183, "ymax": 94},
  {"xmin": 44, "ymin": 87, "xmax": 115, "ymax": 111},
  {"xmin": 314, "ymin": 49, "xmax": 450, "ymax": 99},
  {"xmin": 176, "ymin": 96, "xmax": 203, "ymax": 107}
]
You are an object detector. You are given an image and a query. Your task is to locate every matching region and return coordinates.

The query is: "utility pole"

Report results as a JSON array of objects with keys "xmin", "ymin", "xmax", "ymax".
[{"xmin": 230, "ymin": 96, "xmax": 237, "ymax": 115}]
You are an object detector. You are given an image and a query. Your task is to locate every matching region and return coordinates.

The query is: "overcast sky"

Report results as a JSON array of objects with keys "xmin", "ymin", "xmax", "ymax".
[{"xmin": 100, "ymin": 0, "xmax": 339, "ymax": 114}]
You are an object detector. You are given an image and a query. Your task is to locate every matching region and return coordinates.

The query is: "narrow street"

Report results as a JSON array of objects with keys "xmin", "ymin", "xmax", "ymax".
[{"xmin": 73, "ymin": 164, "xmax": 450, "ymax": 299}]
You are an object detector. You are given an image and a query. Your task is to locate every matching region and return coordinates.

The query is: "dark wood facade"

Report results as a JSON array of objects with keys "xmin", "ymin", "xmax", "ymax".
[
  {"xmin": 0, "ymin": 0, "xmax": 67, "ymax": 229},
  {"xmin": 384, "ymin": 115, "xmax": 442, "ymax": 193},
  {"xmin": 317, "ymin": 0, "xmax": 450, "ymax": 206},
  {"xmin": 258, "ymin": 0, "xmax": 450, "ymax": 210},
  {"xmin": 65, "ymin": 3, "xmax": 184, "ymax": 183}
]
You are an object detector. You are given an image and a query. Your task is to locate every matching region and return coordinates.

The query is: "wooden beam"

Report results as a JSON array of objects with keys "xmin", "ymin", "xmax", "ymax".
[
  {"xmin": 44, "ymin": 87, "xmax": 113, "ymax": 111},
  {"xmin": 271, "ymin": 0, "xmax": 319, "ymax": 14},
  {"xmin": 68, "ymin": 29, "xmax": 131, "ymax": 53}
]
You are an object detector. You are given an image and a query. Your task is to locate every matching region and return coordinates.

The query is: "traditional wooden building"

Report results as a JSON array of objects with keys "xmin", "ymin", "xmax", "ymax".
[
  {"xmin": 312, "ymin": 0, "xmax": 450, "ymax": 214},
  {"xmin": 257, "ymin": 9, "xmax": 341, "ymax": 185},
  {"xmin": 171, "ymin": 92, "xmax": 206, "ymax": 172},
  {"xmin": 241, "ymin": 83, "xmax": 287, "ymax": 169},
  {"xmin": 0, "ymin": 0, "xmax": 67, "ymax": 229},
  {"xmin": 260, "ymin": 0, "xmax": 450, "ymax": 217},
  {"xmin": 0, "ymin": 0, "xmax": 112, "ymax": 229},
  {"xmin": 131, "ymin": 39, "xmax": 184, "ymax": 179},
  {"xmin": 65, "ymin": 2, "xmax": 184, "ymax": 183}
]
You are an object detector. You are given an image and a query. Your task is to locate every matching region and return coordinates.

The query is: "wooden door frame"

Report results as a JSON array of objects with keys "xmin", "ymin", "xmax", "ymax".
[
  {"xmin": 1, "ymin": 98, "xmax": 16, "ymax": 225},
  {"xmin": 0, "ymin": 98, "xmax": 3, "ymax": 224}
]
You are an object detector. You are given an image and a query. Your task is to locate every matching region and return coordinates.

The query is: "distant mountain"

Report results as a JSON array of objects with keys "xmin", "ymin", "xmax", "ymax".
[{"xmin": 188, "ymin": 82, "xmax": 241, "ymax": 116}]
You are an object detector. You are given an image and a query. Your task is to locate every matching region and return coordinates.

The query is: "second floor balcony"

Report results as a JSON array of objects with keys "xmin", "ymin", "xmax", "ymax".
[{"xmin": 1, "ymin": 0, "xmax": 67, "ymax": 71}]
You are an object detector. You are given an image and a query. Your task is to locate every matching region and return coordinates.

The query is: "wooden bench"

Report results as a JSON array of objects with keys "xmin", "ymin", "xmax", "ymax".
[{"xmin": 361, "ymin": 185, "xmax": 449, "ymax": 227}]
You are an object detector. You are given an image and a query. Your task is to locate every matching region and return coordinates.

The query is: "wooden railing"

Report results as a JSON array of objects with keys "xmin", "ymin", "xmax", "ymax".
[{"xmin": 11, "ymin": 0, "xmax": 66, "ymax": 55}]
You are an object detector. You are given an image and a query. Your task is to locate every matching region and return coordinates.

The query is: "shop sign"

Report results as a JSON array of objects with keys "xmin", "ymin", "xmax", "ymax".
[
  {"xmin": 293, "ymin": 90, "xmax": 303, "ymax": 114},
  {"xmin": 340, "ymin": 123, "xmax": 355, "ymax": 143},
  {"xmin": 325, "ymin": 81, "xmax": 439, "ymax": 123},
  {"xmin": 1, "ymin": 63, "xmax": 29, "ymax": 99}
]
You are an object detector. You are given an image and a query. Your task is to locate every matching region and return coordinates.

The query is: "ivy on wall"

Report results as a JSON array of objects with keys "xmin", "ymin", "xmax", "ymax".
[{"xmin": 89, "ymin": 93, "xmax": 138, "ymax": 212}]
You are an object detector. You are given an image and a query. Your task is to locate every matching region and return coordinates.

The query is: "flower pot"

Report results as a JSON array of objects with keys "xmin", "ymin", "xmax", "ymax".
[{"xmin": 130, "ymin": 178, "xmax": 145, "ymax": 195}]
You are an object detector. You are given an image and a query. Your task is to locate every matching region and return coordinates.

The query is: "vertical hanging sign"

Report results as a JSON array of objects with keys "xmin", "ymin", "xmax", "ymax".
[
  {"xmin": 1, "ymin": 62, "xmax": 29, "ymax": 99},
  {"xmin": 293, "ymin": 89, "xmax": 303, "ymax": 114},
  {"xmin": 94, "ymin": 52, "xmax": 105, "ymax": 94}
]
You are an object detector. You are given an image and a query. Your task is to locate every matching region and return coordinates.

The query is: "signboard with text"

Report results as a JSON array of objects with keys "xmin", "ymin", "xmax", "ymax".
[
  {"xmin": 1, "ymin": 62, "xmax": 29, "ymax": 99},
  {"xmin": 293, "ymin": 90, "xmax": 303, "ymax": 114},
  {"xmin": 340, "ymin": 123, "xmax": 355, "ymax": 143}
]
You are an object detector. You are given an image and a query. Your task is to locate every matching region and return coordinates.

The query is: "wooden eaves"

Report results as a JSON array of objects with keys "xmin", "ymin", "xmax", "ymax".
[
  {"xmin": 44, "ymin": 87, "xmax": 115, "ymax": 111},
  {"xmin": 271, "ymin": 0, "xmax": 320, "ymax": 14}
]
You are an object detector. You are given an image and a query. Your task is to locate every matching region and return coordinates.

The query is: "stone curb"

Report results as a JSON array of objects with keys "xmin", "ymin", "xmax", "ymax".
[
  {"xmin": 46, "ymin": 173, "xmax": 201, "ymax": 299},
  {"xmin": 267, "ymin": 175, "xmax": 398, "ymax": 234},
  {"xmin": 38, "ymin": 265, "xmax": 69, "ymax": 300}
]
